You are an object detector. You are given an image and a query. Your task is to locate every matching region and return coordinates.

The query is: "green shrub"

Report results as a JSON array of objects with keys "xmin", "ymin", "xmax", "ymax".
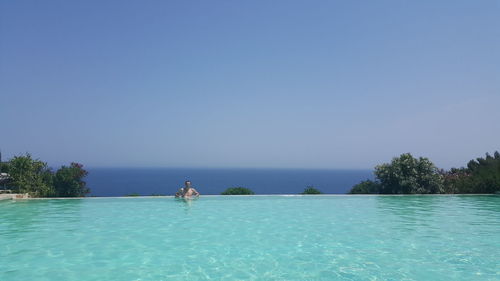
[
  {"xmin": 301, "ymin": 186, "xmax": 322, "ymax": 194},
  {"xmin": 348, "ymin": 151, "xmax": 500, "ymax": 194},
  {"xmin": 54, "ymin": 163, "xmax": 89, "ymax": 197},
  {"xmin": 349, "ymin": 180, "xmax": 381, "ymax": 194},
  {"xmin": 8, "ymin": 154, "xmax": 55, "ymax": 197},
  {"xmin": 374, "ymin": 153, "xmax": 444, "ymax": 194},
  {"xmin": 2, "ymin": 153, "xmax": 90, "ymax": 197},
  {"xmin": 221, "ymin": 187, "xmax": 254, "ymax": 195},
  {"xmin": 444, "ymin": 151, "xmax": 500, "ymax": 193}
]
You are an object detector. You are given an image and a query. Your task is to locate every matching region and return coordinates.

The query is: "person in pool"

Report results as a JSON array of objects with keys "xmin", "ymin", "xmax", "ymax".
[{"xmin": 175, "ymin": 181, "xmax": 200, "ymax": 198}]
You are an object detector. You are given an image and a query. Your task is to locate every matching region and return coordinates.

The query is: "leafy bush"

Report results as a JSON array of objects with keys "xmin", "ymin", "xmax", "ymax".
[
  {"xmin": 349, "ymin": 151, "xmax": 500, "ymax": 194},
  {"xmin": 349, "ymin": 180, "xmax": 381, "ymax": 194},
  {"xmin": 3, "ymin": 153, "xmax": 90, "ymax": 197},
  {"xmin": 348, "ymin": 153, "xmax": 444, "ymax": 194},
  {"xmin": 54, "ymin": 163, "xmax": 89, "ymax": 197},
  {"xmin": 0, "ymin": 162, "xmax": 10, "ymax": 173},
  {"xmin": 444, "ymin": 151, "xmax": 500, "ymax": 193},
  {"xmin": 301, "ymin": 186, "xmax": 322, "ymax": 194},
  {"xmin": 221, "ymin": 187, "xmax": 254, "ymax": 195},
  {"xmin": 374, "ymin": 153, "xmax": 444, "ymax": 194},
  {"xmin": 8, "ymin": 154, "xmax": 55, "ymax": 197}
]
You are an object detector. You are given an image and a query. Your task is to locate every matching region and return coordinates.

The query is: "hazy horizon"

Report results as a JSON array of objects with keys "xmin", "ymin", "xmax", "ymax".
[
  {"xmin": 1, "ymin": 150, "xmax": 497, "ymax": 171},
  {"xmin": 1, "ymin": 1, "xmax": 499, "ymax": 169}
]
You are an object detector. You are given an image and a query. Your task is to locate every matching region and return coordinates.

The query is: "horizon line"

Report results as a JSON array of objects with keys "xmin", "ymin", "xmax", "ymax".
[{"xmin": 79, "ymin": 166, "xmax": 375, "ymax": 171}]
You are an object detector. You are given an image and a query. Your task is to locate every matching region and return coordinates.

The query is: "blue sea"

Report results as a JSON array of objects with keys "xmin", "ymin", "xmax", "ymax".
[{"xmin": 86, "ymin": 168, "xmax": 374, "ymax": 196}]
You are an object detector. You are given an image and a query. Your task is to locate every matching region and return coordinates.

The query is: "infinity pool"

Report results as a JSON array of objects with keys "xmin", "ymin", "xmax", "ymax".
[{"xmin": 1, "ymin": 196, "xmax": 499, "ymax": 281}]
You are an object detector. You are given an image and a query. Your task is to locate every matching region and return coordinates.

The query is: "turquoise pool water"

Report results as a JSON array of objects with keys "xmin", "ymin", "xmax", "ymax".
[{"xmin": 1, "ymin": 196, "xmax": 499, "ymax": 281}]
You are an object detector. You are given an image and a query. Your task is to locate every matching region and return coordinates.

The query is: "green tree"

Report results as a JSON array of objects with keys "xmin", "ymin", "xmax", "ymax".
[
  {"xmin": 221, "ymin": 187, "xmax": 254, "ymax": 195},
  {"xmin": 441, "ymin": 168, "xmax": 468, "ymax": 193},
  {"xmin": 8, "ymin": 154, "xmax": 55, "ymax": 197},
  {"xmin": 54, "ymin": 163, "xmax": 89, "ymax": 197},
  {"xmin": 375, "ymin": 153, "xmax": 444, "ymax": 194},
  {"xmin": 0, "ymin": 162, "xmax": 10, "ymax": 173},
  {"xmin": 349, "ymin": 180, "xmax": 381, "ymax": 194},
  {"xmin": 301, "ymin": 186, "xmax": 322, "ymax": 194},
  {"xmin": 464, "ymin": 151, "xmax": 500, "ymax": 193},
  {"xmin": 444, "ymin": 151, "xmax": 500, "ymax": 193}
]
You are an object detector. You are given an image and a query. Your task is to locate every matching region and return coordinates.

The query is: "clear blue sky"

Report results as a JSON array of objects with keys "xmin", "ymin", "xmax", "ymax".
[{"xmin": 1, "ymin": 0, "xmax": 499, "ymax": 169}]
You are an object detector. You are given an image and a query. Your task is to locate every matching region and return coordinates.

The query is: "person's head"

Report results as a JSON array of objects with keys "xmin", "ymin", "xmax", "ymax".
[{"xmin": 184, "ymin": 181, "xmax": 192, "ymax": 189}]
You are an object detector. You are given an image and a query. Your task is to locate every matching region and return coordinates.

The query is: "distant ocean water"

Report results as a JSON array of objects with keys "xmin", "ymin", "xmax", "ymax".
[{"xmin": 86, "ymin": 168, "xmax": 374, "ymax": 196}]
